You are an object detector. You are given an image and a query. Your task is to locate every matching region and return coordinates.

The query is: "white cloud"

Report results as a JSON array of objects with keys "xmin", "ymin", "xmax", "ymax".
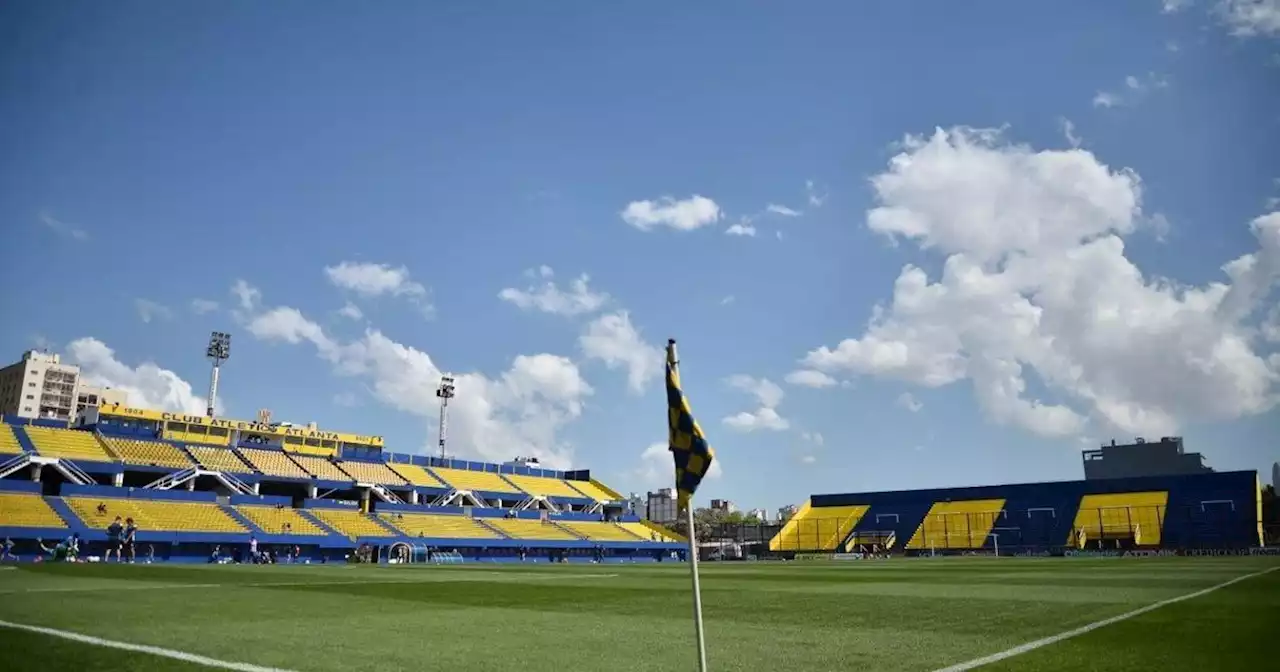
[
  {"xmin": 133, "ymin": 299, "xmax": 173, "ymax": 324},
  {"xmin": 231, "ymin": 279, "xmax": 261, "ymax": 313},
  {"xmin": 242, "ymin": 292, "xmax": 592, "ymax": 468},
  {"xmin": 806, "ymin": 180, "xmax": 827, "ymax": 208},
  {"xmin": 1092, "ymin": 92, "xmax": 1120, "ymax": 108},
  {"xmin": 325, "ymin": 261, "xmax": 427, "ymax": 298},
  {"xmin": 896, "ymin": 392, "xmax": 923, "ymax": 412},
  {"xmin": 38, "ymin": 211, "xmax": 88, "ymax": 242},
  {"xmin": 337, "ymin": 302, "xmax": 363, "ymax": 321},
  {"xmin": 499, "ymin": 268, "xmax": 610, "ymax": 316},
  {"xmin": 803, "ymin": 126, "xmax": 1280, "ymax": 439},
  {"xmin": 1059, "ymin": 118, "xmax": 1082, "ymax": 148},
  {"xmin": 578, "ymin": 311, "xmax": 663, "ymax": 394},
  {"xmin": 190, "ymin": 299, "xmax": 220, "ymax": 315},
  {"xmin": 634, "ymin": 441, "xmax": 723, "ymax": 490},
  {"xmin": 1261, "ymin": 304, "xmax": 1280, "ymax": 342},
  {"xmin": 622, "ymin": 195, "xmax": 722, "ymax": 232},
  {"xmin": 723, "ymin": 375, "xmax": 790, "ymax": 432},
  {"xmin": 1093, "ymin": 73, "xmax": 1169, "ymax": 109},
  {"xmin": 1163, "ymin": 0, "xmax": 1193, "ymax": 13},
  {"xmin": 800, "ymin": 431, "xmax": 825, "ymax": 446},
  {"xmin": 1216, "ymin": 0, "xmax": 1280, "ymax": 37},
  {"xmin": 725, "ymin": 222, "xmax": 757, "ymax": 237},
  {"xmin": 720, "ymin": 295, "xmax": 736, "ymax": 306},
  {"xmin": 799, "ymin": 455, "xmax": 817, "ymax": 465},
  {"xmin": 785, "ymin": 369, "xmax": 838, "ymax": 388},
  {"xmin": 66, "ymin": 338, "xmax": 212, "ymax": 414},
  {"xmin": 766, "ymin": 203, "xmax": 803, "ymax": 217}
]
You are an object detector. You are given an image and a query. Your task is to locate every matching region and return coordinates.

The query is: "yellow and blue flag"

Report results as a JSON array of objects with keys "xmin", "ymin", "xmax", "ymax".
[{"xmin": 666, "ymin": 339, "xmax": 715, "ymax": 511}]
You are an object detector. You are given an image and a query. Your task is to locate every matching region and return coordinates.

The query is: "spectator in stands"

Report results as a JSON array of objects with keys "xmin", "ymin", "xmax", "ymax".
[
  {"xmin": 105, "ymin": 516, "xmax": 124, "ymax": 562},
  {"xmin": 1, "ymin": 537, "xmax": 15, "ymax": 561},
  {"xmin": 282, "ymin": 522, "xmax": 292, "ymax": 533},
  {"xmin": 96, "ymin": 502, "xmax": 107, "ymax": 516},
  {"xmin": 123, "ymin": 518, "xmax": 138, "ymax": 563}
]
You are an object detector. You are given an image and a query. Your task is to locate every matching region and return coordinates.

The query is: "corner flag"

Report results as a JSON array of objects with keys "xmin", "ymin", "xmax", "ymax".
[{"xmin": 665, "ymin": 338, "xmax": 710, "ymax": 672}]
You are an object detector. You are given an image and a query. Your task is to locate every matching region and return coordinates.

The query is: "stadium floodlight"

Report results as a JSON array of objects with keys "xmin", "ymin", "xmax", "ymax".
[
  {"xmin": 436, "ymin": 374, "xmax": 455, "ymax": 461},
  {"xmin": 205, "ymin": 331, "xmax": 231, "ymax": 419}
]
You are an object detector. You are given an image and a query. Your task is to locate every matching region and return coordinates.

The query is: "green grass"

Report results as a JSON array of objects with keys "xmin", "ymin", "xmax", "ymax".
[{"xmin": 0, "ymin": 557, "xmax": 1276, "ymax": 671}]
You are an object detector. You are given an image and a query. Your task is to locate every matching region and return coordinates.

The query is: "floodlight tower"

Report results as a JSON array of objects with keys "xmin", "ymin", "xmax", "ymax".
[
  {"xmin": 205, "ymin": 331, "xmax": 231, "ymax": 419},
  {"xmin": 436, "ymin": 374, "xmax": 456, "ymax": 461}
]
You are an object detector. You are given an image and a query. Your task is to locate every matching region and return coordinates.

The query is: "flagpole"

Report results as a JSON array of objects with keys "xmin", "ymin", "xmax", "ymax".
[{"xmin": 669, "ymin": 339, "xmax": 709, "ymax": 672}]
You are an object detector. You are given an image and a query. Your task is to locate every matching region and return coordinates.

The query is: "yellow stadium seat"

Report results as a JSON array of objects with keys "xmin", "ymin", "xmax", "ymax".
[
  {"xmin": 486, "ymin": 518, "xmax": 578, "ymax": 540},
  {"xmin": 619, "ymin": 521, "xmax": 680, "ymax": 543},
  {"xmin": 432, "ymin": 467, "xmax": 520, "ymax": 494},
  {"xmin": 770, "ymin": 502, "xmax": 870, "ymax": 551},
  {"xmin": 0, "ymin": 493, "xmax": 67, "ymax": 528},
  {"xmin": 66, "ymin": 497, "xmax": 246, "ymax": 533},
  {"xmin": 236, "ymin": 505, "xmax": 327, "ymax": 535},
  {"xmin": 307, "ymin": 509, "xmax": 394, "ymax": 540},
  {"xmin": 237, "ymin": 448, "xmax": 310, "ymax": 479},
  {"xmin": 906, "ymin": 499, "xmax": 1006, "ymax": 550},
  {"xmin": 337, "ymin": 460, "xmax": 407, "ymax": 486},
  {"xmin": 378, "ymin": 512, "xmax": 498, "ymax": 539},
  {"xmin": 560, "ymin": 521, "xmax": 646, "ymax": 542},
  {"xmin": 1072, "ymin": 491, "xmax": 1168, "ymax": 546},
  {"xmin": 387, "ymin": 463, "xmax": 446, "ymax": 488},
  {"xmin": 24, "ymin": 426, "xmax": 114, "ymax": 463},
  {"xmin": 290, "ymin": 455, "xmax": 352, "ymax": 481},
  {"xmin": 0, "ymin": 424, "xmax": 25, "ymax": 456},
  {"xmin": 185, "ymin": 445, "xmax": 253, "ymax": 473},
  {"xmin": 504, "ymin": 474, "xmax": 587, "ymax": 499},
  {"xmin": 565, "ymin": 479, "xmax": 620, "ymax": 502},
  {"xmin": 103, "ymin": 437, "xmax": 193, "ymax": 469}
]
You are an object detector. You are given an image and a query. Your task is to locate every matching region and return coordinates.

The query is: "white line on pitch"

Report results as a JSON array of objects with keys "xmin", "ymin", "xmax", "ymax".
[
  {"xmin": 931, "ymin": 566, "xmax": 1278, "ymax": 672},
  {"xmin": 0, "ymin": 619, "xmax": 297, "ymax": 672}
]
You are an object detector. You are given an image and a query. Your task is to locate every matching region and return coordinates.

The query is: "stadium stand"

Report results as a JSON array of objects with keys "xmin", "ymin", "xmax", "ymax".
[
  {"xmin": 0, "ymin": 424, "xmax": 24, "ymax": 455},
  {"xmin": 103, "ymin": 437, "xmax": 193, "ymax": 469},
  {"xmin": 906, "ymin": 499, "xmax": 1006, "ymax": 550},
  {"xmin": 0, "ymin": 492, "xmax": 67, "ymax": 528},
  {"xmin": 505, "ymin": 474, "xmax": 588, "ymax": 499},
  {"xmin": 620, "ymin": 521, "xmax": 681, "ymax": 543},
  {"xmin": 770, "ymin": 502, "xmax": 869, "ymax": 551},
  {"xmin": 387, "ymin": 463, "xmax": 447, "ymax": 488},
  {"xmin": 379, "ymin": 512, "xmax": 498, "ymax": 539},
  {"xmin": 432, "ymin": 467, "xmax": 520, "ymax": 494},
  {"xmin": 338, "ymin": 460, "xmax": 407, "ymax": 486},
  {"xmin": 236, "ymin": 505, "xmax": 327, "ymax": 536},
  {"xmin": 237, "ymin": 447, "xmax": 310, "ymax": 480},
  {"xmin": 186, "ymin": 445, "xmax": 254, "ymax": 473},
  {"xmin": 291, "ymin": 454, "xmax": 352, "ymax": 481},
  {"xmin": 66, "ymin": 497, "xmax": 247, "ymax": 533},
  {"xmin": 24, "ymin": 426, "xmax": 114, "ymax": 463},
  {"xmin": 566, "ymin": 479, "xmax": 619, "ymax": 502},
  {"xmin": 1072, "ymin": 491, "xmax": 1168, "ymax": 546},
  {"xmin": 486, "ymin": 518, "xmax": 578, "ymax": 540},
  {"xmin": 559, "ymin": 521, "xmax": 644, "ymax": 542},
  {"xmin": 307, "ymin": 508, "xmax": 394, "ymax": 540}
]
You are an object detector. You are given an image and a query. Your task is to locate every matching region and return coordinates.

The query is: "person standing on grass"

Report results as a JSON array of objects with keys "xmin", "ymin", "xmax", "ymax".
[
  {"xmin": 2, "ymin": 536, "xmax": 16, "ymax": 561},
  {"xmin": 105, "ymin": 516, "xmax": 124, "ymax": 562},
  {"xmin": 249, "ymin": 534, "xmax": 258, "ymax": 563},
  {"xmin": 123, "ymin": 517, "xmax": 138, "ymax": 563}
]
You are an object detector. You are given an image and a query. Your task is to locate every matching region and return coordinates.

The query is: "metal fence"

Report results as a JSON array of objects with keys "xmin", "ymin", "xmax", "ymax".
[{"xmin": 668, "ymin": 505, "xmax": 1271, "ymax": 558}]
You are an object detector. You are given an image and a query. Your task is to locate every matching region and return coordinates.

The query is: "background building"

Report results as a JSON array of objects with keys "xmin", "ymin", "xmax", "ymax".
[
  {"xmin": 647, "ymin": 488, "xmax": 677, "ymax": 524},
  {"xmin": 710, "ymin": 499, "xmax": 736, "ymax": 513},
  {"xmin": 0, "ymin": 350, "xmax": 82, "ymax": 421},
  {"xmin": 1082, "ymin": 437, "xmax": 1213, "ymax": 480}
]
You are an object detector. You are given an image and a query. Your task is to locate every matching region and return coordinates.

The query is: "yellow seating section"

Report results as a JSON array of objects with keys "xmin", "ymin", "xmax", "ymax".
[
  {"xmin": 338, "ymin": 460, "xmax": 407, "ymax": 486},
  {"xmin": 24, "ymin": 426, "xmax": 114, "ymax": 463},
  {"xmin": 560, "ymin": 521, "xmax": 645, "ymax": 542},
  {"xmin": 237, "ymin": 448, "xmax": 310, "ymax": 480},
  {"xmin": 291, "ymin": 455, "xmax": 352, "ymax": 481},
  {"xmin": 487, "ymin": 518, "xmax": 578, "ymax": 540},
  {"xmin": 235, "ymin": 506, "xmax": 327, "ymax": 535},
  {"xmin": 1072, "ymin": 491, "xmax": 1168, "ymax": 546},
  {"xmin": 505, "ymin": 474, "xmax": 586, "ymax": 499},
  {"xmin": 186, "ymin": 445, "xmax": 253, "ymax": 473},
  {"xmin": 906, "ymin": 499, "xmax": 1006, "ymax": 550},
  {"xmin": 770, "ymin": 501, "xmax": 870, "ymax": 551},
  {"xmin": 387, "ymin": 463, "xmax": 446, "ymax": 488},
  {"xmin": 103, "ymin": 437, "xmax": 192, "ymax": 469},
  {"xmin": 0, "ymin": 424, "xmax": 24, "ymax": 455},
  {"xmin": 0, "ymin": 493, "xmax": 66, "ymax": 528},
  {"xmin": 620, "ymin": 521, "xmax": 680, "ymax": 543},
  {"xmin": 165, "ymin": 428, "xmax": 230, "ymax": 446},
  {"xmin": 379, "ymin": 512, "xmax": 498, "ymax": 538},
  {"xmin": 308, "ymin": 509, "xmax": 393, "ymax": 540},
  {"xmin": 282, "ymin": 441, "xmax": 335, "ymax": 457},
  {"xmin": 67, "ymin": 497, "xmax": 246, "ymax": 533},
  {"xmin": 433, "ymin": 467, "xmax": 520, "ymax": 493},
  {"xmin": 566, "ymin": 479, "xmax": 619, "ymax": 502}
]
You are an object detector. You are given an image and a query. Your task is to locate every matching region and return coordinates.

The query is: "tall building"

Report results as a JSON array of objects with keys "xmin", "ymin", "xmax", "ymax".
[
  {"xmin": 747, "ymin": 507, "xmax": 768, "ymax": 521},
  {"xmin": 709, "ymin": 499, "xmax": 736, "ymax": 513},
  {"xmin": 777, "ymin": 504, "xmax": 798, "ymax": 522},
  {"xmin": 1272, "ymin": 462, "xmax": 1279, "ymax": 490},
  {"xmin": 1082, "ymin": 437, "xmax": 1213, "ymax": 480},
  {"xmin": 75, "ymin": 383, "xmax": 128, "ymax": 417},
  {"xmin": 0, "ymin": 350, "xmax": 82, "ymax": 421},
  {"xmin": 647, "ymin": 488, "xmax": 677, "ymax": 524}
]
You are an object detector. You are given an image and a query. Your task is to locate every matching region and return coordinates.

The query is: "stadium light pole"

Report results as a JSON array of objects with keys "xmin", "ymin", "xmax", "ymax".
[
  {"xmin": 436, "ymin": 374, "xmax": 455, "ymax": 461},
  {"xmin": 205, "ymin": 331, "xmax": 231, "ymax": 419}
]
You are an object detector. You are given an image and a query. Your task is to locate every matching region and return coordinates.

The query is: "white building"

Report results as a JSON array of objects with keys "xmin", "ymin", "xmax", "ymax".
[
  {"xmin": 747, "ymin": 508, "xmax": 769, "ymax": 522},
  {"xmin": 777, "ymin": 504, "xmax": 798, "ymax": 522},
  {"xmin": 0, "ymin": 350, "xmax": 127, "ymax": 422},
  {"xmin": 647, "ymin": 488, "xmax": 678, "ymax": 524}
]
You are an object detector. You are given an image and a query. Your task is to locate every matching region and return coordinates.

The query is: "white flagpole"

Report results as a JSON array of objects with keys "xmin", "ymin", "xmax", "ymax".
[{"xmin": 669, "ymin": 339, "xmax": 709, "ymax": 672}]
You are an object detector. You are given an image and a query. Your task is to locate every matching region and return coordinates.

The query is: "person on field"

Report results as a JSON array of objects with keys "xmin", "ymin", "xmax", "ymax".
[
  {"xmin": 105, "ymin": 516, "xmax": 124, "ymax": 562},
  {"xmin": 2, "ymin": 537, "xmax": 16, "ymax": 561},
  {"xmin": 123, "ymin": 517, "xmax": 138, "ymax": 563}
]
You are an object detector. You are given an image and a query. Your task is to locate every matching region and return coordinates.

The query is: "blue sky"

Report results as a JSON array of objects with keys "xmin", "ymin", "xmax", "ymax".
[{"xmin": 1, "ymin": 1, "xmax": 1278, "ymax": 511}]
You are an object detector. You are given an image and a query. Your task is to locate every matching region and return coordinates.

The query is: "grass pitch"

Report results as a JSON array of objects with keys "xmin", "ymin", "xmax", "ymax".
[{"xmin": 0, "ymin": 557, "xmax": 1275, "ymax": 671}]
